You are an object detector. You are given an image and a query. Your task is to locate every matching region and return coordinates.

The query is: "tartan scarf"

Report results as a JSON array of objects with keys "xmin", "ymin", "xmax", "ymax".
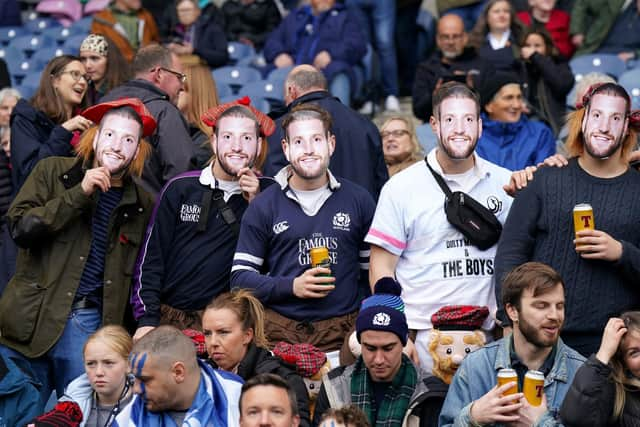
[{"xmin": 350, "ymin": 354, "xmax": 417, "ymax": 427}]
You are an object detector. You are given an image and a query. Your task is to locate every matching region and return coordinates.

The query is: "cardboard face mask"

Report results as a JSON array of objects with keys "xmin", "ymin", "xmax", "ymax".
[{"xmin": 428, "ymin": 329, "xmax": 486, "ymax": 384}]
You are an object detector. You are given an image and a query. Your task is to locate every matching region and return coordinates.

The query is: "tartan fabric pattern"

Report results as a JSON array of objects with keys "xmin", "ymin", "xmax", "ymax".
[
  {"xmin": 350, "ymin": 354, "xmax": 417, "ymax": 427},
  {"xmin": 272, "ymin": 341, "xmax": 327, "ymax": 377},
  {"xmin": 183, "ymin": 328, "xmax": 207, "ymax": 358},
  {"xmin": 27, "ymin": 401, "xmax": 82, "ymax": 427},
  {"xmin": 201, "ymin": 96, "xmax": 276, "ymax": 137},
  {"xmin": 431, "ymin": 305, "xmax": 489, "ymax": 331}
]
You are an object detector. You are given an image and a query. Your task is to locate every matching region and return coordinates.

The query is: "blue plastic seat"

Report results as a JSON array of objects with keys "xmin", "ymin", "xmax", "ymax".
[
  {"xmin": 618, "ymin": 69, "xmax": 640, "ymax": 109},
  {"xmin": 0, "ymin": 46, "xmax": 27, "ymax": 66},
  {"xmin": 24, "ymin": 17, "xmax": 62, "ymax": 34},
  {"xmin": 267, "ymin": 66, "xmax": 293, "ymax": 83},
  {"xmin": 216, "ymin": 83, "xmax": 233, "ymax": 99},
  {"xmin": 9, "ymin": 34, "xmax": 57, "ymax": 56},
  {"xmin": 227, "ymin": 41, "xmax": 256, "ymax": 64},
  {"xmin": 570, "ymin": 54, "xmax": 627, "ymax": 79},
  {"xmin": 41, "ymin": 26, "xmax": 85, "ymax": 46},
  {"xmin": 31, "ymin": 46, "xmax": 72, "ymax": 70},
  {"xmin": 0, "ymin": 27, "xmax": 28, "ymax": 47},
  {"xmin": 240, "ymin": 80, "xmax": 284, "ymax": 102},
  {"xmin": 212, "ymin": 65, "xmax": 262, "ymax": 93},
  {"xmin": 69, "ymin": 16, "xmax": 93, "ymax": 34},
  {"xmin": 63, "ymin": 34, "xmax": 89, "ymax": 53},
  {"xmin": 7, "ymin": 59, "xmax": 36, "ymax": 80}
]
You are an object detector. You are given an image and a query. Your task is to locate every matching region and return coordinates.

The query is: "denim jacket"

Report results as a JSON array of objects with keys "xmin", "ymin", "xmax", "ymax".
[{"xmin": 438, "ymin": 335, "xmax": 585, "ymax": 427}]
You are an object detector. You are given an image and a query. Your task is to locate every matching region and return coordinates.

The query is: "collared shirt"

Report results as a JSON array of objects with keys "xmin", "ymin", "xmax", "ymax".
[
  {"xmin": 199, "ymin": 164, "xmax": 241, "ymax": 202},
  {"xmin": 509, "ymin": 335, "xmax": 558, "ymax": 387}
]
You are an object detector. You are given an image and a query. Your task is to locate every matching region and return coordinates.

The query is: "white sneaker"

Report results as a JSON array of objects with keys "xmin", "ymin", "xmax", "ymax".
[
  {"xmin": 385, "ymin": 95, "xmax": 400, "ymax": 112},
  {"xmin": 358, "ymin": 101, "xmax": 374, "ymax": 115}
]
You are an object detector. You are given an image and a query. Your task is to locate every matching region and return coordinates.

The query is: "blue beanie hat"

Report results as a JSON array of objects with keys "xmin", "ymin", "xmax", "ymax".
[{"xmin": 356, "ymin": 277, "xmax": 408, "ymax": 346}]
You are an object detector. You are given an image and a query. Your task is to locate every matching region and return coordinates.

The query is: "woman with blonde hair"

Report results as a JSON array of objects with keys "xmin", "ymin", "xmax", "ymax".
[
  {"xmin": 561, "ymin": 312, "xmax": 640, "ymax": 425},
  {"xmin": 379, "ymin": 116, "xmax": 423, "ymax": 177},
  {"xmin": 32, "ymin": 325, "xmax": 134, "ymax": 426},
  {"xmin": 202, "ymin": 288, "xmax": 311, "ymax": 426}
]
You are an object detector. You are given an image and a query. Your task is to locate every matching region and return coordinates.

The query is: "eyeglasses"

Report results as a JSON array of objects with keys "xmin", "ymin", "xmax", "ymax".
[
  {"xmin": 381, "ymin": 129, "xmax": 410, "ymax": 139},
  {"xmin": 58, "ymin": 70, "xmax": 90, "ymax": 82},
  {"xmin": 158, "ymin": 67, "xmax": 187, "ymax": 83}
]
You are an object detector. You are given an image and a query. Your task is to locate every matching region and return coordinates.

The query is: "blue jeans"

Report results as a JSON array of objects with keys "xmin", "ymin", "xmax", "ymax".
[
  {"xmin": 346, "ymin": 0, "xmax": 399, "ymax": 96},
  {"xmin": 443, "ymin": 1, "xmax": 486, "ymax": 31},
  {"xmin": 329, "ymin": 73, "xmax": 351, "ymax": 106},
  {"xmin": 0, "ymin": 308, "xmax": 101, "ymax": 409}
]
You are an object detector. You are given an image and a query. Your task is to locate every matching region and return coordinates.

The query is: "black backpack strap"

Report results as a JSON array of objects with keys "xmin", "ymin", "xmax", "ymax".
[
  {"xmin": 211, "ymin": 188, "xmax": 240, "ymax": 236},
  {"xmin": 425, "ymin": 157, "xmax": 453, "ymax": 198},
  {"xmin": 197, "ymin": 188, "xmax": 214, "ymax": 233}
]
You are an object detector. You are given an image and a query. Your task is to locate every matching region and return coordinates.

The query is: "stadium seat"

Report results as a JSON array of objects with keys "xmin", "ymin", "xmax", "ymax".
[
  {"xmin": 267, "ymin": 66, "xmax": 293, "ymax": 83},
  {"xmin": 10, "ymin": 34, "xmax": 57, "ymax": 56},
  {"xmin": 0, "ymin": 27, "xmax": 28, "ymax": 47},
  {"xmin": 24, "ymin": 16, "xmax": 61, "ymax": 34},
  {"xmin": 70, "ymin": 16, "xmax": 94, "ymax": 34},
  {"xmin": 0, "ymin": 46, "xmax": 27, "ymax": 65},
  {"xmin": 42, "ymin": 26, "xmax": 86, "ymax": 46},
  {"xmin": 570, "ymin": 54, "xmax": 627, "ymax": 80},
  {"xmin": 63, "ymin": 34, "xmax": 89, "ymax": 52},
  {"xmin": 21, "ymin": 71, "xmax": 42, "ymax": 90},
  {"xmin": 216, "ymin": 83, "xmax": 233, "ymax": 99},
  {"xmin": 212, "ymin": 65, "xmax": 262, "ymax": 93},
  {"xmin": 238, "ymin": 80, "xmax": 285, "ymax": 112},
  {"xmin": 7, "ymin": 59, "xmax": 36, "ymax": 81},
  {"xmin": 227, "ymin": 41, "xmax": 256, "ymax": 65},
  {"xmin": 618, "ymin": 69, "xmax": 640, "ymax": 109},
  {"xmin": 36, "ymin": 0, "xmax": 83, "ymax": 27},
  {"xmin": 31, "ymin": 46, "xmax": 72, "ymax": 70}
]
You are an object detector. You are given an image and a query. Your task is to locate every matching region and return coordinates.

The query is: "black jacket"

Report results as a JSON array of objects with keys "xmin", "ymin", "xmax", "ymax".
[
  {"xmin": 222, "ymin": 0, "xmax": 281, "ymax": 50},
  {"xmin": 412, "ymin": 48, "xmax": 494, "ymax": 122},
  {"xmin": 520, "ymin": 53, "xmax": 574, "ymax": 136},
  {"xmin": 167, "ymin": 12, "xmax": 229, "ymax": 68},
  {"xmin": 265, "ymin": 90, "xmax": 388, "ymax": 199},
  {"xmin": 0, "ymin": 151, "xmax": 12, "ymax": 226},
  {"xmin": 9, "ymin": 99, "xmax": 74, "ymax": 192},
  {"xmin": 101, "ymin": 79, "xmax": 194, "ymax": 197},
  {"xmin": 560, "ymin": 354, "xmax": 640, "ymax": 427},
  {"xmin": 209, "ymin": 343, "xmax": 311, "ymax": 427}
]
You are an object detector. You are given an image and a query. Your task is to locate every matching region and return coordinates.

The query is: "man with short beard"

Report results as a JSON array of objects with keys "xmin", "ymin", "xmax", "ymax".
[
  {"xmin": 440, "ymin": 262, "xmax": 585, "ymax": 427},
  {"xmin": 495, "ymin": 82, "xmax": 640, "ymax": 357},
  {"xmin": 367, "ymin": 82, "xmax": 513, "ymax": 371},
  {"xmin": 231, "ymin": 103, "xmax": 376, "ymax": 352},
  {"xmin": 132, "ymin": 98, "xmax": 274, "ymax": 342}
]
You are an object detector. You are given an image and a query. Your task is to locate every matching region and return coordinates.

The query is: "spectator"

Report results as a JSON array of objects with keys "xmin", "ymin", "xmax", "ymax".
[
  {"xmin": 560, "ymin": 312, "xmax": 640, "ymax": 425},
  {"xmin": 313, "ymin": 278, "xmax": 439, "ymax": 426},
  {"xmin": 263, "ymin": 0, "xmax": 367, "ymax": 106},
  {"xmin": 115, "ymin": 325, "xmax": 242, "ymax": 425},
  {"xmin": 0, "ymin": 98, "xmax": 155, "ymax": 409},
  {"xmin": 518, "ymin": 27, "xmax": 574, "ymax": 136},
  {"xmin": 80, "ymin": 34, "xmax": 131, "ymax": 106},
  {"xmin": 469, "ymin": 0, "xmax": 526, "ymax": 73},
  {"xmin": 366, "ymin": 82, "xmax": 513, "ymax": 370},
  {"xmin": 0, "ymin": 125, "xmax": 12, "ymax": 295},
  {"xmin": 570, "ymin": 0, "xmax": 640, "ymax": 61},
  {"xmin": 476, "ymin": 71, "xmax": 556, "ymax": 170},
  {"xmin": 0, "ymin": 352, "xmax": 40, "ymax": 426},
  {"xmin": 264, "ymin": 65, "xmax": 388, "ymax": 199},
  {"xmin": 177, "ymin": 60, "xmax": 219, "ymax": 168},
  {"xmin": 92, "ymin": 0, "xmax": 160, "ymax": 63},
  {"xmin": 222, "ymin": 0, "xmax": 282, "ymax": 51},
  {"xmin": 0, "ymin": 60, "xmax": 9, "ymax": 90},
  {"xmin": 239, "ymin": 373, "xmax": 301, "ymax": 427},
  {"xmin": 0, "ymin": 88, "xmax": 19, "ymax": 128},
  {"xmin": 379, "ymin": 116, "xmax": 423, "ymax": 177},
  {"xmin": 10, "ymin": 55, "xmax": 91, "ymax": 191},
  {"xmin": 131, "ymin": 98, "xmax": 271, "ymax": 340},
  {"xmin": 412, "ymin": 13, "xmax": 494, "ymax": 122},
  {"xmin": 203, "ymin": 289, "xmax": 310, "ymax": 426},
  {"xmin": 166, "ymin": 0, "xmax": 229, "ymax": 69},
  {"xmin": 318, "ymin": 405, "xmax": 371, "ymax": 427},
  {"xmin": 516, "ymin": 0, "xmax": 575, "ymax": 58},
  {"xmin": 346, "ymin": 0, "xmax": 400, "ymax": 113},
  {"xmin": 102, "ymin": 44, "xmax": 194, "ymax": 196},
  {"xmin": 231, "ymin": 103, "xmax": 376, "ymax": 352},
  {"xmin": 440, "ymin": 0, "xmax": 487, "ymax": 31},
  {"xmin": 439, "ymin": 262, "xmax": 585, "ymax": 426},
  {"xmin": 32, "ymin": 325, "xmax": 134, "ymax": 426},
  {"xmin": 494, "ymin": 82, "xmax": 640, "ymax": 356}
]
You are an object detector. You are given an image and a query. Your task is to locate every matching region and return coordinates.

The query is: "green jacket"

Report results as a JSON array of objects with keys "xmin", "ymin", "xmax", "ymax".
[
  {"xmin": 570, "ymin": 0, "xmax": 627, "ymax": 56},
  {"xmin": 0, "ymin": 156, "xmax": 153, "ymax": 357}
]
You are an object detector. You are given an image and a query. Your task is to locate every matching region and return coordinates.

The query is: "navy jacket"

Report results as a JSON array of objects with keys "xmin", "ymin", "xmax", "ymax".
[
  {"xmin": 0, "ymin": 352, "xmax": 40, "ymax": 425},
  {"xmin": 168, "ymin": 12, "xmax": 229, "ymax": 68},
  {"xmin": 222, "ymin": 0, "xmax": 281, "ymax": 50},
  {"xmin": 265, "ymin": 90, "xmax": 387, "ymax": 199},
  {"xmin": 263, "ymin": 3, "xmax": 366, "ymax": 86},
  {"xmin": 10, "ymin": 99, "xmax": 74, "ymax": 192}
]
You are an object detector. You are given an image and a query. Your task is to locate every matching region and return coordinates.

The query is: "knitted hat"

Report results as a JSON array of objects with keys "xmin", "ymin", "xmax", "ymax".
[
  {"xmin": 431, "ymin": 305, "xmax": 490, "ymax": 331},
  {"xmin": 201, "ymin": 96, "xmax": 276, "ymax": 137},
  {"xmin": 478, "ymin": 71, "xmax": 521, "ymax": 110},
  {"xmin": 80, "ymin": 34, "xmax": 108, "ymax": 57},
  {"xmin": 356, "ymin": 277, "xmax": 408, "ymax": 346},
  {"xmin": 81, "ymin": 97, "xmax": 157, "ymax": 137},
  {"xmin": 272, "ymin": 342, "xmax": 327, "ymax": 378}
]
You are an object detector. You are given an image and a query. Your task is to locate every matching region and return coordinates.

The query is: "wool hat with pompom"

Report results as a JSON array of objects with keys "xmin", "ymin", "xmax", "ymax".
[{"xmin": 355, "ymin": 277, "xmax": 408, "ymax": 346}]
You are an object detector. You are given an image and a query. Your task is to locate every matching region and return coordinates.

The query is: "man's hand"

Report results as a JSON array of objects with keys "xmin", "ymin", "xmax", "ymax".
[
  {"xmin": 313, "ymin": 51, "xmax": 332, "ymax": 69},
  {"xmin": 62, "ymin": 115, "xmax": 93, "ymax": 132},
  {"xmin": 571, "ymin": 34, "xmax": 584, "ymax": 47},
  {"xmin": 81, "ymin": 167, "xmax": 111, "ymax": 196},
  {"xmin": 292, "ymin": 267, "xmax": 336, "ymax": 298},
  {"xmin": 521, "ymin": 46, "xmax": 535, "ymax": 60},
  {"xmin": 618, "ymin": 52, "xmax": 635, "ymax": 62},
  {"xmin": 538, "ymin": 154, "xmax": 568, "ymax": 168},
  {"xmin": 575, "ymin": 229, "xmax": 623, "ymax": 261},
  {"xmin": 469, "ymin": 383, "xmax": 523, "ymax": 425},
  {"xmin": 133, "ymin": 326, "xmax": 156, "ymax": 343},
  {"xmin": 238, "ymin": 167, "xmax": 260, "ymax": 202},
  {"xmin": 503, "ymin": 166, "xmax": 538, "ymax": 196},
  {"xmin": 510, "ymin": 394, "xmax": 548, "ymax": 427},
  {"xmin": 274, "ymin": 53, "xmax": 294, "ymax": 68},
  {"xmin": 596, "ymin": 317, "xmax": 627, "ymax": 364},
  {"xmin": 403, "ymin": 338, "xmax": 420, "ymax": 366}
]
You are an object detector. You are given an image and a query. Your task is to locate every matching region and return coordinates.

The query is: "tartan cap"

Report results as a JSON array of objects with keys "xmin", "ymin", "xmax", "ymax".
[
  {"xmin": 81, "ymin": 97, "xmax": 157, "ymax": 137},
  {"xmin": 201, "ymin": 96, "xmax": 276, "ymax": 137},
  {"xmin": 356, "ymin": 277, "xmax": 408, "ymax": 346},
  {"xmin": 272, "ymin": 342, "xmax": 327, "ymax": 377},
  {"xmin": 182, "ymin": 328, "xmax": 207, "ymax": 358},
  {"xmin": 431, "ymin": 305, "xmax": 489, "ymax": 331}
]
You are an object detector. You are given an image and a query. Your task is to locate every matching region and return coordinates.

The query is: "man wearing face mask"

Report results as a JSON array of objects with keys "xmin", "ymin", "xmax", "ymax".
[
  {"xmin": 495, "ymin": 82, "xmax": 640, "ymax": 357},
  {"xmin": 231, "ymin": 103, "xmax": 376, "ymax": 352},
  {"xmin": 132, "ymin": 97, "xmax": 274, "ymax": 342},
  {"xmin": 0, "ymin": 98, "xmax": 155, "ymax": 410},
  {"xmin": 367, "ymin": 82, "xmax": 513, "ymax": 371}
]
